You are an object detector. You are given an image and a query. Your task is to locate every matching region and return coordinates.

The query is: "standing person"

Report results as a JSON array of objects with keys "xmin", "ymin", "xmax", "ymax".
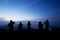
[
  {"xmin": 44, "ymin": 20, "xmax": 49, "ymax": 31},
  {"xmin": 38, "ymin": 21, "xmax": 43, "ymax": 32},
  {"xmin": 8, "ymin": 20, "xmax": 15, "ymax": 31},
  {"xmin": 27, "ymin": 21, "xmax": 31, "ymax": 31},
  {"xmin": 18, "ymin": 22, "xmax": 23, "ymax": 32}
]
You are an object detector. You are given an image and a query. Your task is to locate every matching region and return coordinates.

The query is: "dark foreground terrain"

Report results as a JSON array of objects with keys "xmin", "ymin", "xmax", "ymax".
[{"xmin": 0, "ymin": 28, "xmax": 60, "ymax": 33}]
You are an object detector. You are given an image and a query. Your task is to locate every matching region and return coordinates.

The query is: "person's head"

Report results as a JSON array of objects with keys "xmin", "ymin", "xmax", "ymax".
[
  {"xmin": 10, "ymin": 20, "xmax": 13, "ymax": 23},
  {"xmin": 28, "ymin": 21, "xmax": 30, "ymax": 23},
  {"xmin": 39, "ymin": 21, "xmax": 42, "ymax": 23},
  {"xmin": 46, "ymin": 20, "xmax": 49, "ymax": 22},
  {"xmin": 20, "ymin": 22, "xmax": 22, "ymax": 24}
]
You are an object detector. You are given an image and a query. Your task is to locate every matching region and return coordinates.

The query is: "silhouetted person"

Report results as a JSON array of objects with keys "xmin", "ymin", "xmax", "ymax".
[
  {"xmin": 8, "ymin": 20, "xmax": 15, "ymax": 31},
  {"xmin": 44, "ymin": 20, "xmax": 49, "ymax": 31},
  {"xmin": 27, "ymin": 21, "xmax": 31, "ymax": 31},
  {"xmin": 38, "ymin": 21, "xmax": 43, "ymax": 32},
  {"xmin": 18, "ymin": 22, "xmax": 23, "ymax": 32}
]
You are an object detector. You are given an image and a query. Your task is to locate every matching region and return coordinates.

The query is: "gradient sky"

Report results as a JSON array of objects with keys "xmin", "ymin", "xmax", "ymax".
[{"xmin": 0, "ymin": 0, "xmax": 60, "ymax": 21}]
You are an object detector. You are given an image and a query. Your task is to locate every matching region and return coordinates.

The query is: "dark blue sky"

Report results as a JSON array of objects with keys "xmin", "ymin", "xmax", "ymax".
[{"xmin": 0, "ymin": 0, "xmax": 60, "ymax": 21}]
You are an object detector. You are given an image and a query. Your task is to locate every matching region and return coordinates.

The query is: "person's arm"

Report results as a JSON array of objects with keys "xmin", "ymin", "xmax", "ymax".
[{"xmin": 13, "ymin": 22, "xmax": 15, "ymax": 24}]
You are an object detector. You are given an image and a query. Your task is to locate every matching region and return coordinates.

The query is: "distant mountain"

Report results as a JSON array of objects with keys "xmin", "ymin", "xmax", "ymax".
[
  {"xmin": 0, "ymin": 17, "xmax": 60, "ymax": 24},
  {"xmin": 0, "ymin": 17, "xmax": 9, "ymax": 25}
]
